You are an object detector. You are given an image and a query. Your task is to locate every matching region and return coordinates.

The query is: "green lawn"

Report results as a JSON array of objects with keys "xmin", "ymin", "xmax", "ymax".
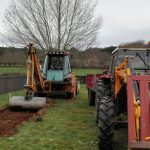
[
  {"xmin": 0, "ymin": 86, "xmax": 99, "ymax": 150},
  {"xmin": 0, "ymin": 90, "xmax": 26, "ymax": 107},
  {"xmin": 0, "ymin": 85, "xmax": 127, "ymax": 150},
  {"xmin": 73, "ymin": 68, "xmax": 102, "ymax": 76},
  {"xmin": 0, "ymin": 66, "xmax": 26, "ymax": 75},
  {"xmin": 0, "ymin": 67, "xmax": 101, "ymax": 76}
]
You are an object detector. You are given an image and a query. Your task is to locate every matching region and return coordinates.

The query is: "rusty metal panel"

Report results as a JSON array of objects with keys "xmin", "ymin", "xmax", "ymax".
[
  {"xmin": 127, "ymin": 75, "xmax": 150, "ymax": 150},
  {"xmin": 127, "ymin": 76, "xmax": 136, "ymax": 143},
  {"xmin": 0, "ymin": 75, "xmax": 26, "ymax": 94},
  {"xmin": 140, "ymin": 78, "xmax": 150, "ymax": 142}
]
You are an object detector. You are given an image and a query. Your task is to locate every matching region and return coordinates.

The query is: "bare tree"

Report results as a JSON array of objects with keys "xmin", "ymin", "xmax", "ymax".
[{"xmin": 3, "ymin": 0, "xmax": 102, "ymax": 50}]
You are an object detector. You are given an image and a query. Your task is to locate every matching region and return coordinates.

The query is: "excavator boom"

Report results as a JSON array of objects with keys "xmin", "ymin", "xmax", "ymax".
[{"xmin": 9, "ymin": 44, "xmax": 50, "ymax": 109}]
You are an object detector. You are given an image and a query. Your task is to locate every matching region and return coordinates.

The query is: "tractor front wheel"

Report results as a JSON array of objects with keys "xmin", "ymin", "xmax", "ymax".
[{"xmin": 98, "ymin": 96, "xmax": 114, "ymax": 150}]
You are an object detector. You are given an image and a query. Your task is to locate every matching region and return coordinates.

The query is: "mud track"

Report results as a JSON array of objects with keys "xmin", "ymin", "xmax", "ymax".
[{"xmin": 0, "ymin": 100, "xmax": 53, "ymax": 137}]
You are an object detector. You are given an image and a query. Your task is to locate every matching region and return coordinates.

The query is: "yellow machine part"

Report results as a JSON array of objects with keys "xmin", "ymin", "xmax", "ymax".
[
  {"xmin": 70, "ymin": 72, "xmax": 80, "ymax": 95},
  {"xmin": 9, "ymin": 44, "xmax": 48, "ymax": 110},
  {"xmin": 115, "ymin": 57, "xmax": 140, "ymax": 140}
]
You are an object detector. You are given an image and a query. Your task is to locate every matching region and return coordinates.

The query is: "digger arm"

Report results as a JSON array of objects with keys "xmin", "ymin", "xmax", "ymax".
[
  {"xmin": 9, "ymin": 44, "xmax": 50, "ymax": 109},
  {"xmin": 25, "ymin": 44, "xmax": 51, "ymax": 98},
  {"xmin": 114, "ymin": 58, "xmax": 129, "ymax": 97}
]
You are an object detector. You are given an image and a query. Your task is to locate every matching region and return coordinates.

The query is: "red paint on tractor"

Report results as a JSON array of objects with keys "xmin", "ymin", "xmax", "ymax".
[
  {"xmin": 127, "ymin": 75, "xmax": 150, "ymax": 149},
  {"xmin": 86, "ymin": 74, "xmax": 111, "ymax": 90}
]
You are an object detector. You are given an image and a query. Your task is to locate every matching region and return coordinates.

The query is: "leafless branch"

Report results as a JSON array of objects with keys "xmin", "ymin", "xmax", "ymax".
[{"xmin": 2, "ymin": 0, "xmax": 102, "ymax": 50}]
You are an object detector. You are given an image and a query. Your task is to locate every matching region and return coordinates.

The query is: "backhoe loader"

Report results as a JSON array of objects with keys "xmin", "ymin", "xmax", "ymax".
[
  {"xmin": 86, "ymin": 47, "xmax": 150, "ymax": 150},
  {"xmin": 9, "ymin": 44, "xmax": 79, "ymax": 109}
]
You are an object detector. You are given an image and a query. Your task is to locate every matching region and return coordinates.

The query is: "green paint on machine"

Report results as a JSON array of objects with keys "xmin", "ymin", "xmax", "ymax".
[{"xmin": 47, "ymin": 70, "xmax": 63, "ymax": 81}]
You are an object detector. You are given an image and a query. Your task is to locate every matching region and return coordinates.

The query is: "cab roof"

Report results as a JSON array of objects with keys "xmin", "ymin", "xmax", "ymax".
[
  {"xmin": 45, "ymin": 51, "xmax": 70, "ymax": 56},
  {"xmin": 112, "ymin": 47, "xmax": 150, "ymax": 55}
]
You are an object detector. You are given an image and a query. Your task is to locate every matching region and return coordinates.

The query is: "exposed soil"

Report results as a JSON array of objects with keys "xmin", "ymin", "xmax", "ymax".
[
  {"xmin": 0, "ymin": 107, "xmax": 36, "ymax": 137},
  {"xmin": 0, "ymin": 99, "xmax": 54, "ymax": 137}
]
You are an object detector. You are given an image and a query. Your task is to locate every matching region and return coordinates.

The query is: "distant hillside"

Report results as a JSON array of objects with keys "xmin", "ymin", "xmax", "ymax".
[
  {"xmin": 0, "ymin": 47, "xmax": 26, "ymax": 65},
  {"xmin": 0, "ymin": 46, "xmax": 116, "ymax": 69},
  {"xmin": 0, "ymin": 47, "xmax": 45, "ymax": 65},
  {"xmin": 70, "ymin": 46, "xmax": 116, "ymax": 69}
]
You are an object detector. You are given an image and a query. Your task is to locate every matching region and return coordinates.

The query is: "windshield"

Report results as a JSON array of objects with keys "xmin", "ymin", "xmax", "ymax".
[
  {"xmin": 117, "ymin": 49, "xmax": 150, "ymax": 70},
  {"xmin": 48, "ymin": 56, "xmax": 64, "ymax": 70}
]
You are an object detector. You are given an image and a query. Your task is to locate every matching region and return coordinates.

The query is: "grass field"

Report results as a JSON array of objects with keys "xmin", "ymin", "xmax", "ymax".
[
  {"xmin": 0, "ymin": 86, "xmax": 99, "ymax": 150},
  {"xmin": 73, "ymin": 68, "xmax": 102, "ymax": 76},
  {"xmin": 0, "ymin": 85, "xmax": 127, "ymax": 150},
  {"xmin": 0, "ymin": 66, "xmax": 101, "ymax": 76},
  {"xmin": 0, "ymin": 66, "xmax": 26, "ymax": 75}
]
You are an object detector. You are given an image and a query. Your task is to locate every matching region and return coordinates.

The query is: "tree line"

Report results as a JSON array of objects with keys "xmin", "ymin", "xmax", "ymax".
[{"xmin": 0, "ymin": 46, "xmax": 115, "ymax": 68}]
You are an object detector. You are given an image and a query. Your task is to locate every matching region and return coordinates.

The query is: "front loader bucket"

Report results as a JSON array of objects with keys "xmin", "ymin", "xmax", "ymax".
[{"xmin": 9, "ymin": 96, "xmax": 46, "ymax": 110}]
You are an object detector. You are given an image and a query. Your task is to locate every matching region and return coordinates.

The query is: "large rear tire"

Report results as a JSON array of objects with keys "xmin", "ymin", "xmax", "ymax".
[
  {"xmin": 88, "ymin": 89, "xmax": 95, "ymax": 106},
  {"xmin": 96, "ymin": 80, "xmax": 111, "ymax": 123},
  {"xmin": 97, "ymin": 80, "xmax": 111, "ymax": 98},
  {"xmin": 98, "ymin": 96, "xmax": 114, "ymax": 150}
]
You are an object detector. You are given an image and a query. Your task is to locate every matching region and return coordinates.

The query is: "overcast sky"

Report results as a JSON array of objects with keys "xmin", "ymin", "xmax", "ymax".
[{"xmin": 0, "ymin": 0, "xmax": 150, "ymax": 47}]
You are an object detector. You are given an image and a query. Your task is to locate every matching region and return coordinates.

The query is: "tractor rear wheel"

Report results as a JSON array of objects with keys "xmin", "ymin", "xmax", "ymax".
[
  {"xmin": 98, "ymin": 96, "xmax": 114, "ymax": 150},
  {"xmin": 97, "ymin": 80, "xmax": 111, "ymax": 98},
  {"xmin": 88, "ymin": 89, "xmax": 95, "ymax": 106},
  {"xmin": 96, "ymin": 80, "xmax": 111, "ymax": 123}
]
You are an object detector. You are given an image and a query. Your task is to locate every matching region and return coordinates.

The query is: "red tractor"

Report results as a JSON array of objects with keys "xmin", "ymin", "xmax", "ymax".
[{"xmin": 86, "ymin": 47, "xmax": 150, "ymax": 150}]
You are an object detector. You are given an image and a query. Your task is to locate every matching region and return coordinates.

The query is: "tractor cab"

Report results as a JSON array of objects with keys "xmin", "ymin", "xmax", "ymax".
[
  {"xmin": 43, "ymin": 51, "xmax": 71, "ymax": 81},
  {"xmin": 42, "ymin": 51, "xmax": 77, "ymax": 98},
  {"xmin": 109, "ymin": 47, "xmax": 150, "ymax": 75}
]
